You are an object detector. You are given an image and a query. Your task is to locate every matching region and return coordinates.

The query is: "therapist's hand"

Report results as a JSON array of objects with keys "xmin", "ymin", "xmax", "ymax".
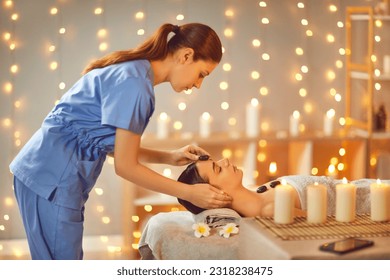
[
  {"xmin": 189, "ymin": 183, "xmax": 233, "ymax": 209},
  {"xmin": 169, "ymin": 144, "xmax": 210, "ymax": 166}
]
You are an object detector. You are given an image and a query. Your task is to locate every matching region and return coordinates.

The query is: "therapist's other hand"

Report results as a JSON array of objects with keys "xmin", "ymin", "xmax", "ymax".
[
  {"xmin": 190, "ymin": 183, "xmax": 233, "ymax": 209},
  {"xmin": 170, "ymin": 144, "xmax": 210, "ymax": 166}
]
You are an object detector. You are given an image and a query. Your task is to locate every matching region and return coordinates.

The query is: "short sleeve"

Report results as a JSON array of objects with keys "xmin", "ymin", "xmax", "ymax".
[{"xmin": 100, "ymin": 78, "xmax": 155, "ymax": 134}]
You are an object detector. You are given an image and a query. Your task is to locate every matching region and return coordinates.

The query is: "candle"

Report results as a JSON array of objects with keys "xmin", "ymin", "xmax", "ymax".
[
  {"xmin": 157, "ymin": 112, "xmax": 170, "ymax": 139},
  {"xmin": 199, "ymin": 112, "xmax": 211, "ymax": 138},
  {"xmin": 274, "ymin": 179, "xmax": 295, "ymax": 224},
  {"xmin": 307, "ymin": 182, "xmax": 327, "ymax": 223},
  {"xmin": 267, "ymin": 162, "xmax": 278, "ymax": 181},
  {"xmin": 323, "ymin": 109, "xmax": 335, "ymax": 136},
  {"xmin": 335, "ymin": 178, "xmax": 356, "ymax": 222},
  {"xmin": 246, "ymin": 98, "xmax": 260, "ymax": 137},
  {"xmin": 370, "ymin": 179, "xmax": 390, "ymax": 222},
  {"xmin": 384, "ymin": 55, "xmax": 390, "ymax": 75},
  {"xmin": 289, "ymin": 110, "xmax": 300, "ymax": 137}
]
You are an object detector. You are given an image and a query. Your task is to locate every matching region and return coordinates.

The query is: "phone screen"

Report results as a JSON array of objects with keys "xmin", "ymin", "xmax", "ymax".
[{"xmin": 320, "ymin": 238, "xmax": 374, "ymax": 254}]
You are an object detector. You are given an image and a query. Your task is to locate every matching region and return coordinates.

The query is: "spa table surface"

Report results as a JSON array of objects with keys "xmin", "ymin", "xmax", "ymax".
[{"xmin": 238, "ymin": 216, "xmax": 390, "ymax": 260}]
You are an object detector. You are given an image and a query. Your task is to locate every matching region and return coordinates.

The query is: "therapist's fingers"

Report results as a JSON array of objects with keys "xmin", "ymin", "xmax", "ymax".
[
  {"xmin": 191, "ymin": 184, "xmax": 232, "ymax": 209},
  {"xmin": 173, "ymin": 144, "xmax": 210, "ymax": 165},
  {"xmin": 209, "ymin": 186, "xmax": 233, "ymax": 208},
  {"xmin": 185, "ymin": 144, "xmax": 210, "ymax": 159}
]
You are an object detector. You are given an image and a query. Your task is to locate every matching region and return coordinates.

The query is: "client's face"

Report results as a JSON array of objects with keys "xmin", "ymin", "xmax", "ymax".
[{"xmin": 196, "ymin": 158, "xmax": 243, "ymax": 192}]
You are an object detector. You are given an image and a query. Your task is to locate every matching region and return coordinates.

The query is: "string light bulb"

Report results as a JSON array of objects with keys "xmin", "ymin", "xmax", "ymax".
[
  {"xmin": 4, "ymin": 0, "xmax": 13, "ymax": 8},
  {"xmin": 225, "ymin": 9, "xmax": 234, "ymax": 17},
  {"xmin": 221, "ymin": 101, "xmax": 229, "ymax": 110},
  {"xmin": 50, "ymin": 7, "xmax": 58, "ymax": 15},
  {"xmin": 135, "ymin": 11, "xmax": 144, "ymax": 19},
  {"xmin": 94, "ymin": 7, "xmax": 103, "ymax": 15},
  {"xmin": 252, "ymin": 39, "xmax": 261, "ymax": 47},
  {"xmin": 219, "ymin": 81, "xmax": 228, "ymax": 90},
  {"xmin": 223, "ymin": 63, "xmax": 231, "ymax": 71},
  {"xmin": 259, "ymin": 86, "xmax": 268, "ymax": 96}
]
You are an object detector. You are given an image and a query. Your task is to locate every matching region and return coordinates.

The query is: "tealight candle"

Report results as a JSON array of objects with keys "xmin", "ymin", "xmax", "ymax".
[
  {"xmin": 289, "ymin": 110, "xmax": 300, "ymax": 137},
  {"xmin": 307, "ymin": 182, "xmax": 327, "ymax": 223},
  {"xmin": 335, "ymin": 178, "xmax": 356, "ymax": 222},
  {"xmin": 370, "ymin": 179, "xmax": 390, "ymax": 222},
  {"xmin": 246, "ymin": 98, "xmax": 260, "ymax": 137},
  {"xmin": 157, "ymin": 112, "xmax": 170, "ymax": 139},
  {"xmin": 274, "ymin": 179, "xmax": 295, "ymax": 224},
  {"xmin": 199, "ymin": 112, "xmax": 211, "ymax": 138},
  {"xmin": 323, "ymin": 109, "xmax": 335, "ymax": 136}
]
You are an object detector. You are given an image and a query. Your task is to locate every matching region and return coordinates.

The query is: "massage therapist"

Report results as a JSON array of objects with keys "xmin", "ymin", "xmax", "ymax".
[{"xmin": 9, "ymin": 23, "xmax": 232, "ymax": 260}]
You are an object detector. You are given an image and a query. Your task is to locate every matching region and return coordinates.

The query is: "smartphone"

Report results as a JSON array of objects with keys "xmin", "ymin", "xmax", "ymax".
[{"xmin": 319, "ymin": 238, "xmax": 374, "ymax": 254}]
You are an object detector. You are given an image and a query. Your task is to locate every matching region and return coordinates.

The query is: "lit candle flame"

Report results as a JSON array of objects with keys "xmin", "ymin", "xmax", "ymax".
[{"xmin": 269, "ymin": 162, "xmax": 277, "ymax": 174}]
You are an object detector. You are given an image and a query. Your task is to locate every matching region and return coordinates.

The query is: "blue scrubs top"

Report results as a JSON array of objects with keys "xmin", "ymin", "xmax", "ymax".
[{"xmin": 10, "ymin": 59, "xmax": 155, "ymax": 210}]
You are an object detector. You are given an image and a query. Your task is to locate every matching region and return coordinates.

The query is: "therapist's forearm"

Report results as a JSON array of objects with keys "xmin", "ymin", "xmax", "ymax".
[{"xmin": 139, "ymin": 147, "xmax": 171, "ymax": 164}]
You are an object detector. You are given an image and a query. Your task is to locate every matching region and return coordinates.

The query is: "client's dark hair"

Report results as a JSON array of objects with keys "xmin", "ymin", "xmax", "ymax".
[{"xmin": 177, "ymin": 162, "xmax": 207, "ymax": 214}]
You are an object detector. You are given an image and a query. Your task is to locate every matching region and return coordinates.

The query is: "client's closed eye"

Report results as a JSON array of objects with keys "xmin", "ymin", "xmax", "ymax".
[{"xmin": 212, "ymin": 162, "xmax": 222, "ymax": 173}]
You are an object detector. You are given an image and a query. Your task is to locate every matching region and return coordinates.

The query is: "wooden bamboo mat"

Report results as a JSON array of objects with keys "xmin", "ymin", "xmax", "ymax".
[{"xmin": 254, "ymin": 214, "xmax": 390, "ymax": 241}]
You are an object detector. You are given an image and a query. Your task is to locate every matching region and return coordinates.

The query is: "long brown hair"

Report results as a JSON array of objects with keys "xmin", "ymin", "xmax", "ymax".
[{"xmin": 82, "ymin": 23, "xmax": 223, "ymax": 74}]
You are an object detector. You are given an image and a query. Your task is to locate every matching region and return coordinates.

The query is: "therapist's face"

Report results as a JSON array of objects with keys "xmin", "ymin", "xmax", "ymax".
[
  {"xmin": 169, "ymin": 48, "xmax": 217, "ymax": 92},
  {"xmin": 196, "ymin": 158, "xmax": 243, "ymax": 192}
]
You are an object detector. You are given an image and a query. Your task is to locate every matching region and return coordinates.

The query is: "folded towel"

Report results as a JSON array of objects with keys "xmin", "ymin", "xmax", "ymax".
[{"xmin": 193, "ymin": 208, "xmax": 241, "ymax": 228}]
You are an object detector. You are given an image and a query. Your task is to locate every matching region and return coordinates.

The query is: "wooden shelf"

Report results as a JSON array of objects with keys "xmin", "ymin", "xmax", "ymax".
[
  {"xmin": 350, "ymin": 71, "xmax": 390, "ymax": 81},
  {"xmin": 350, "ymin": 14, "xmax": 390, "ymax": 21}
]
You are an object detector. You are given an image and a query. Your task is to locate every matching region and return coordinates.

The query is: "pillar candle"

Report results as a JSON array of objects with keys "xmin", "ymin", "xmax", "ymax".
[
  {"xmin": 384, "ymin": 55, "xmax": 390, "ymax": 75},
  {"xmin": 323, "ymin": 109, "xmax": 335, "ymax": 136},
  {"xmin": 335, "ymin": 178, "xmax": 356, "ymax": 222},
  {"xmin": 307, "ymin": 182, "xmax": 327, "ymax": 223},
  {"xmin": 274, "ymin": 180, "xmax": 295, "ymax": 224},
  {"xmin": 157, "ymin": 112, "xmax": 170, "ymax": 139},
  {"xmin": 370, "ymin": 179, "xmax": 390, "ymax": 222},
  {"xmin": 246, "ymin": 98, "xmax": 260, "ymax": 137},
  {"xmin": 199, "ymin": 112, "xmax": 211, "ymax": 138},
  {"xmin": 289, "ymin": 110, "xmax": 300, "ymax": 137}
]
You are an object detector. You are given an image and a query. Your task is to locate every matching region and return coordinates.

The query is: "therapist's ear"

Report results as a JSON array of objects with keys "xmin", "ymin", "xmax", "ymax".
[{"xmin": 178, "ymin": 48, "xmax": 194, "ymax": 64}]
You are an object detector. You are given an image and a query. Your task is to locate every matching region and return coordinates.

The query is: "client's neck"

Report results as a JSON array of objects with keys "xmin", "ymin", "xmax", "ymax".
[{"xmin": 227, "ymin": 184, "xmax": 263, "ymax": 217}]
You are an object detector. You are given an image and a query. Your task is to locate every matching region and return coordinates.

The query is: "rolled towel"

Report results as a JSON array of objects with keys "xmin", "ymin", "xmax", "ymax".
[{"xmin": 193, "ymin": 208, "xmax": 241, "ymax": 228}]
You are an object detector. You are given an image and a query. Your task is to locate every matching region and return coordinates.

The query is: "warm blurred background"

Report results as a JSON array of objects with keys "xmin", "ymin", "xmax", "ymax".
[{"xmin": 1, "ymin": 0, "xmax": 389, "ymax": 259}]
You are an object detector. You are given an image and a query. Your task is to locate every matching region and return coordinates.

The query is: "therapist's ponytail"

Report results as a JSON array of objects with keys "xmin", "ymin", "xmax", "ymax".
[{"xmin": 82, "ymin": 22, "xmax": 222, "ymax": 74}]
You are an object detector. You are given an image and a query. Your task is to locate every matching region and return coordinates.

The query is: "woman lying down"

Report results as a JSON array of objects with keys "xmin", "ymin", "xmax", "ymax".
[{"xmin": 177, "ymin": 157, "xmax": 388, "ymax": 217}]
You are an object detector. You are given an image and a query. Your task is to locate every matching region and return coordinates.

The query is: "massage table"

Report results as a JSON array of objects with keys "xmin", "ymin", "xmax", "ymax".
[{"xmin": 138, "ymin": 177, "xmax": 390, "ymax": 260}]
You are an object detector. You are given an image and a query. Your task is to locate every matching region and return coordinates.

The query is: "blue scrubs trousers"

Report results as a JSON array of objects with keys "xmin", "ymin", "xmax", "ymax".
[{"xmin": 13, "ymin": 177, "xmax": 85, "ymax": 260}]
